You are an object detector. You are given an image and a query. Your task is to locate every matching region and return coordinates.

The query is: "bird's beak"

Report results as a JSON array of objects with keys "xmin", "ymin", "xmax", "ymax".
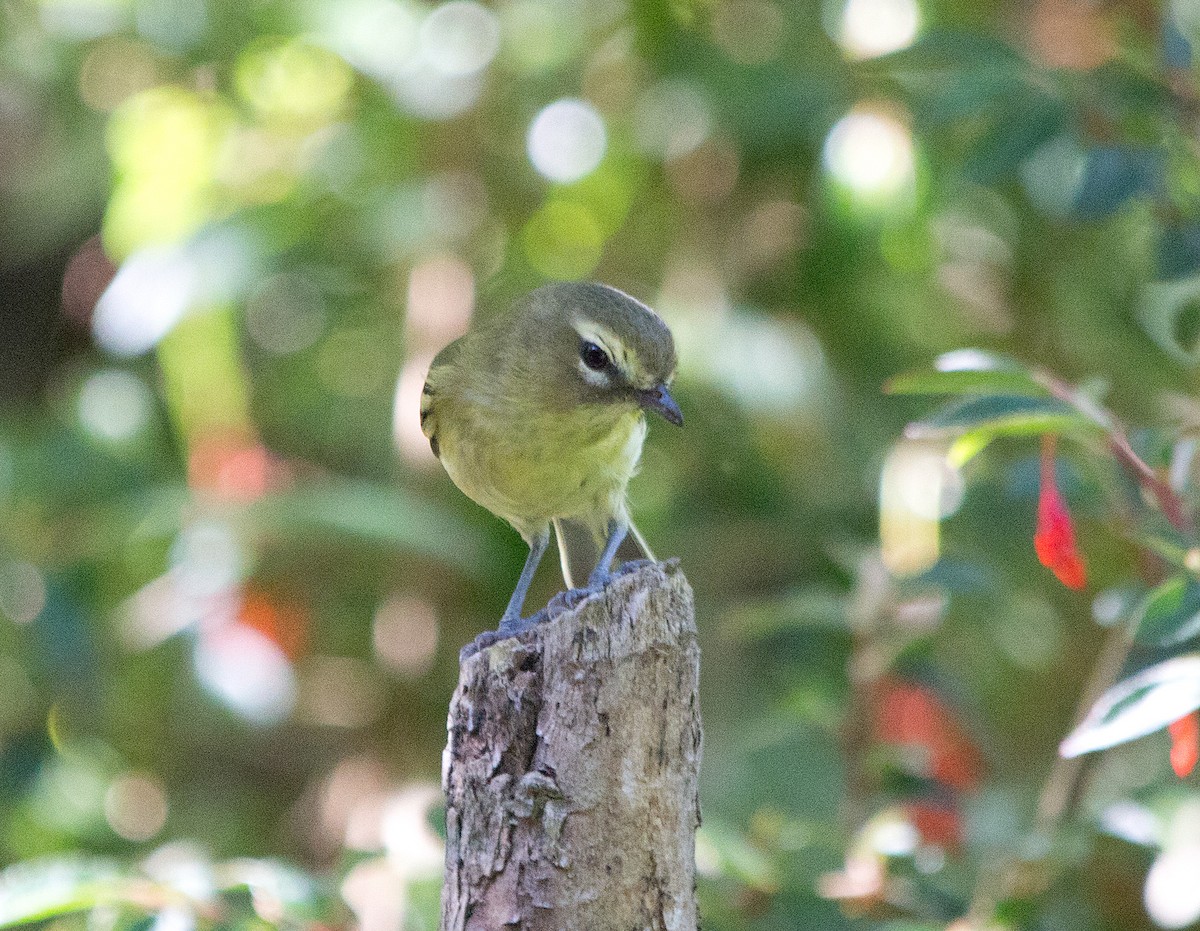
[{"xmin": 636, "ymin": 384, "xmax": 684, "ymax": 426}]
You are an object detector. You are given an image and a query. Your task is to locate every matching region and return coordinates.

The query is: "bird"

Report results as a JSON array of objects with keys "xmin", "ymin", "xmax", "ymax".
[{"xmin": 420, "ymin": 281, "xmax": 682, "ymax": 634}]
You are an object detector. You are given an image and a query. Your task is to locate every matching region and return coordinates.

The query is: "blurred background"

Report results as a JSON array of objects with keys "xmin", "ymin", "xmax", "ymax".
[{"xmin": 5, "ymin": 0, "xmax": 1200, "ymax": 927}]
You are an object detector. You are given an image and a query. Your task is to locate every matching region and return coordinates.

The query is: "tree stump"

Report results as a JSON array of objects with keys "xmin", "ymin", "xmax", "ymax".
[{"xmin": 440, "ymin": 560, "xmax": 701, "ymax": 931}]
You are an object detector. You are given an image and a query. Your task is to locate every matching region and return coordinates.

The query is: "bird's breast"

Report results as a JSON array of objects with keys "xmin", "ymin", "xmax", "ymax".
[{"xmin": 437, "ymin": 401, "xmax": 646, "ymax": 531}]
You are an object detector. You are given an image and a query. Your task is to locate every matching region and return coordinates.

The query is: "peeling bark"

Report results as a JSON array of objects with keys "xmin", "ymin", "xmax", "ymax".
[{"xmin": 440, "ymin": 561, "xmax": 701, "ymax": 931}]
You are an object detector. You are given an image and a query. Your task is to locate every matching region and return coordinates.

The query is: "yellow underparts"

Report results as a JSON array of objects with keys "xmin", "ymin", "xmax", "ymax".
[{"xmin": 435, "ymin": 401, "xmax": 646, "ymax": 542}]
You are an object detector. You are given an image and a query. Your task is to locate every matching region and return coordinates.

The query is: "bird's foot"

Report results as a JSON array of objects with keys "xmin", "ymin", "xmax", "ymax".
[
  {"xmin": 586, "ymin": 558, "xmax": 655, "ymax": 591},
  {"xmin": 614, "ymin": 557, "xmax": 657, "ymax": 577},
  {"xmin": 458, "ymin": 607, "xmax": 551, "ymax": 660},
  {"xmin": 586, "ymin": 569, "xmax": 611, "ymax": 590},
  {"xmin": 459, "ymin": 561, "xmax": 664, "ymax": 660},
  {"xmin": 497, "ymin": 610, "xmax": 542, "ymax": 638},
  {"xmin": 545, "ymin": 587, "xmax": 590, "ymax": 613}
]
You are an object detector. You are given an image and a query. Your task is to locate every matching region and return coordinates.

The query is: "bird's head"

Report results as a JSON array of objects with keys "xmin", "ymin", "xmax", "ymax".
[{"xmin": 522, "ymin": 282, "xmax": 682, "ymax": 425}]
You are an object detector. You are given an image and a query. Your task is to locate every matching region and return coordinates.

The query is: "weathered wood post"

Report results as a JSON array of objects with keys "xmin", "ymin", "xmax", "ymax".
[{"xmin": 440, "ymin": 560, "xmax": 701, "ymax": 931}]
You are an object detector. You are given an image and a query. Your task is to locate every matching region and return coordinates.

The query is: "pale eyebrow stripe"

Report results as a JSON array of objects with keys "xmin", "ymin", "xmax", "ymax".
[{"xmin": 572, "ymin": 320, "xmax": 626, "ymax": 365}]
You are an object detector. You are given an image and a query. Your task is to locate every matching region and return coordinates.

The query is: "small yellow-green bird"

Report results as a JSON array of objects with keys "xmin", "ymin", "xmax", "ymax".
[{"xmin": 421, "ymin": 281, "xmax": 681, "ymax": 633}]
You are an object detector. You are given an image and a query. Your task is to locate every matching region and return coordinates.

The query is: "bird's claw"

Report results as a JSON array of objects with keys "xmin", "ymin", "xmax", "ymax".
[
  {"xmin": 545, "ymin": 587, "xmax": 589, "ymax": 614},
  {"xmin": 586, "ymin": 556, "xmax": 654, "ymax": 591},
  {"xmin": 586, "ymin": 570, "xmax": 611, "ymax": 590},
  {"xmin": 497, "ymin": 612, "xmax": 541, "ymax": 638}
]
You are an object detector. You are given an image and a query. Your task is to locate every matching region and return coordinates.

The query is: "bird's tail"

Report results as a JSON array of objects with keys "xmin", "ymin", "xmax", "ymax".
[{"xmin": 553, "ymin": 517, "xmax": 654, "ymax": 590}]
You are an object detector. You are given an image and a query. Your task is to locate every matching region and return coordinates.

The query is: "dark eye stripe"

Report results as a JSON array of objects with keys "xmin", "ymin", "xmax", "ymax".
[{"xmin": 580, "ymin": 340, "xmax": 611, "ymax": 372}]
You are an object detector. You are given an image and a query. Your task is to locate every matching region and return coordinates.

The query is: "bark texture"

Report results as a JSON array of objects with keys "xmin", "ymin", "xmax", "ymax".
[{"xmin": 440, "ymin": 560, "xmax": 701, "ymax": 931}]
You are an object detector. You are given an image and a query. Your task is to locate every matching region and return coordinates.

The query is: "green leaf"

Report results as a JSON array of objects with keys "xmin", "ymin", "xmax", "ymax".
[
  {"xmin": 1073, "ymin": 147, "xmax": 1163, "ymax": 220},
  {"xmin": 1158, "ymin": 224, "xmax": 1200, "ymax": 281},
  {"xmin": 874, "ymin": 28, "xmax": 1025, "ymax": 73},
  {"xmin": 1139, "ymin": 274, "xmax": 1200, "ymax": 365},
  {"xmin": 697, "ymin": 820, "xmax": 780, "ymax": 890},
  {"xmin": 1134, "ymin": 576, "xmax": 1200, "ymax": 646},
  {"xmin": 966, "ymin": 99, "xmax": 1068, "ymax": 185},
  {"xmin": 1059, "ymin": 655, "xmax": 1200, "ymax": 758},
  {"xmin": 724, "ymin": 586, "xmax": 848, "ymax": 637},
  {"xmin": 905, "ymin": 395, "xmax": 1087, "ymax": 440},
  {"xmin": 245, "ymin": 479, "xmax": 491, "ymax": 571},
  {"xmin": 880, "ymin": 923, "xmax": 944, "ymax": 931},
  {"xmin": 0, "ymin": 858, "xmax": 124, "ymax": 927},
  {"xmin": 885, "ymin": 368, "xmax": 1050, "ymax": 398}
]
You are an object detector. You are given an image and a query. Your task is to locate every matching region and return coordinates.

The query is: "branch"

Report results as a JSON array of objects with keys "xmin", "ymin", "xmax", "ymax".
[{"xmin": 1039, "ymin": 372, "xmax": 1194, "ymax": 534}]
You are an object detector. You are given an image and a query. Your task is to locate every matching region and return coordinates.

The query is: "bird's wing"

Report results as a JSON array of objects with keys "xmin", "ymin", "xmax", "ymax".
[
  {"xmin": 553, "ymin": 517, "xmax": 654, "ymax": 589},
  {"xmin": 420, "ymin": 338, "xmax": 465, "ymax": 459}
]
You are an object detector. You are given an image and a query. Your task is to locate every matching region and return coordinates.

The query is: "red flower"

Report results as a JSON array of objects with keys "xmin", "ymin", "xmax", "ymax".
[
  {"xmin": 872, "ymin": 679, "xmax": 984, "ymax": 792},
  {"xmin": 905, "ymin": 800, "xmax": 963, "ymax": 848},
  {"xmin": 1034, "ymin": 435, "xmax": 1086, "ymax": 589},
  {"xmin": 1169, "ymin": 711, "xmax": 1199, "ymax": 779}
]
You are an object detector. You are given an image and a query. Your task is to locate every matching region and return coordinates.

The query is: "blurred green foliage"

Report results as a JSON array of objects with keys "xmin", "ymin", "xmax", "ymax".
[{"xmin": 5, "ymin": 0, "xmax": 1200, "ymax": 927}]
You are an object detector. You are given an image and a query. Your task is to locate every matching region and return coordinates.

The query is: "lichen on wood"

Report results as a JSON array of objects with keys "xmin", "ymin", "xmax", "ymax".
[{"xmin": 440, "ymin": 560, "xmax": 701, "ymax": 931}]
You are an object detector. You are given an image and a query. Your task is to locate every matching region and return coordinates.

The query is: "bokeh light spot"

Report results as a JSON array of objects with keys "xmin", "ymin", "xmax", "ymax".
[
  {"xmin": 0, "ymin": 561, "xmax": 47, "ymax": 626},
  {"xmin": 104, "ymin": 88, "xmax": 229, "ymax": 256},
  {"xmin": 405, "ymin": 253, "xmax": 475, "ymax": 347},
  {"xmin": 325, "ymin": 0, "xmax": 421, "ymax": 81},
  {"xmin": 373, "ymin": 594, "xmax": 439, "ymax": 676},
  {"xmin": 245, "ymin": 274, "xmax": 327, "ymax": 356},
  {"xmin": 527, "ymin": 99, "xmax": 607, "ymax": 183},
  {"xmin": 31, "ymin": 744, "xmax": 112, "ymax": 832},
  {"xmin": 880, "ymin": 440, "xmax": 961, "ymax": 575},
  {"xmin": 839, "ymin": 0, "xmax": 919, "ymax": 59},
  {"xmin": 499, "ymin": 0, "xmax": 576, "ymax": 72},
  {"xmin": 420, "ymin": 1, "xmax": 501, "ymax": 76},
  {"xmin": 92, "ymin": 247, "xmax": 196, "ymax": 356},
  {"xmin": 381, "ymin": 784, "xmax": 444, "ymax": 876},
  {"xmin": 141, "ymin": 842, "xmax": 217, "ymax": 900},
  {"xmin": 321, "ymin": 755, "xmax": 391, "ymax": 852},
  {"xmin": 341, "ymin": 858, "xmax": 407, "ymax": 931},
  {"xmin": 991, "ymin": 594, "xmax": 1062, "ymax": 672},
  {"xmin": 633, "ymin": 80, "xmax": 712, "ymax": 161},
  {"xmin": 39, "ymin": 0, "xmax": 123, "ymax": 39},
  {"xmin": 1146, "ymin": 844, "xmax": 1200, "ymax": 928},
  {"xmin": 170, "ymin": 520, "xmax": 243, "ymax": 599},
  {"xmin": 79, "ymin": 38, "xmax": 159, "ymax": 112},
  {"xmin": 394, "ymin": 351, "xmax": 439, "ymax": 466},
  {"xmin": 236, "ymin": 39, "xmax": 354, "ymax": 125},
  {"xmin": 823, "ymin": 107, "xmax": 915, "ymax": 199},
  {"xmin": 188, "ymin": 433, "xmax": 276, "ymax": 502},
  {"xmin": 195, "ymin": 623, "xmax": 295, "ymax": 726},
  {"xmin": 148, "ymin": 906, "xmax": 195, "ymax": 931},
  {"xmin": 105, "ymin": 771, "xmax": 168, "ymax": 842},
  {"xmin": 78, "ymin": 369, "xmax": 154, "ymax": 443},
  {"xmin": 686, "ymin": 312, "xmax": 828, "ymax": 415},
  {"xmin": 298, "ymin": 656, "xmax": 386, "ymax": 729},
  {"xmin": 390, "ymin": 67, "xmax": 483, "ymax": 120},
  {"xmin": 135, "ymin": 0, "xmax": 209, "ymax": 50},
  {"xmin": 215, "ymin": 127, "xmax": 298, "ymax": 205},
  {"xmin": 712, "ymin": 0, "xmax": 786, "ymax": 64}
]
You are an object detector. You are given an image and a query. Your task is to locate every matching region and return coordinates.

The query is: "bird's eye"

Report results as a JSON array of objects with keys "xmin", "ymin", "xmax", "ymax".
[{"xmin": 580, "ymin": 341, "xmax": 610, "ymax": 371}]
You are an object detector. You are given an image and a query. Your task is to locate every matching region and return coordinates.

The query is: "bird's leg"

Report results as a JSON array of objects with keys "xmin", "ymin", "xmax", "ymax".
[
  {"xmin": 498, "ymin": 527, "xmax": 551, "ymax": 633},
  {"xmin": 587, "ymin": 519, "xmax": 628, "ymax": 589}
]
